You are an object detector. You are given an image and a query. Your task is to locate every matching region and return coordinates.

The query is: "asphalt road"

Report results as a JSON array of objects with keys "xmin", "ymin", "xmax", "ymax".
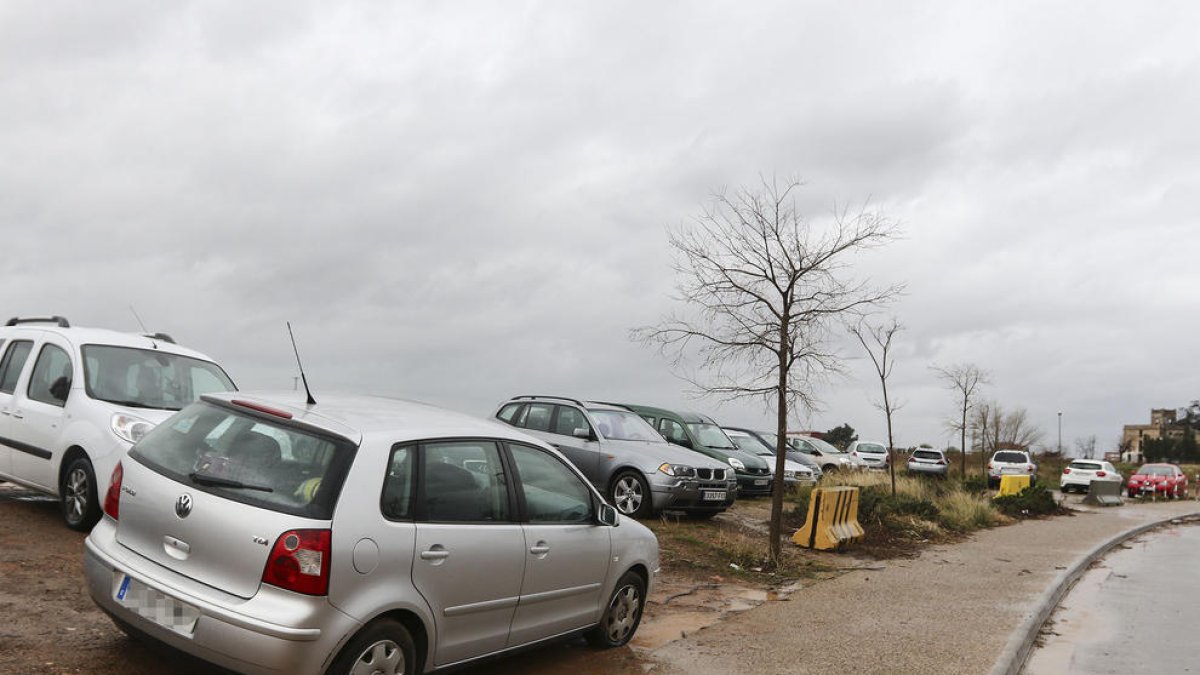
[{"xmin": 1024, "ymin": 521, "xmax": 1200, "ymax": 674}]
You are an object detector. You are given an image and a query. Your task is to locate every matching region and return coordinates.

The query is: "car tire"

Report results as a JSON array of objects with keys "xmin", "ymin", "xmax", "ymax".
[
  {"xmin": 822, "ymin": 464, "xmax": 838, "ymax": 474},
  {"xmin": 61, "ymin": 455, "xmax": 101, "ymax": 531},
  {"xmin": 609, "ymin": 471, "xmax": 652, "ymax": 519},
  {"xmin": 586, "ymin": 571, "xmax": 646, "ymax": 649},
  {"xmin": 326, "ymin": 618, "xmax": 416, "ymax": 675}
]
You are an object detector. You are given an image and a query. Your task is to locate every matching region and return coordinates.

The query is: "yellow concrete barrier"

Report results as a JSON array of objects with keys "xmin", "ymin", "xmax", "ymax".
[
  {"xmin": 791, "ymin": 486, "xmax": 864, "ymax": 551},
  {"xmin": 995, "ymin": 474, "xmax": 1032, "ymax": 497}
]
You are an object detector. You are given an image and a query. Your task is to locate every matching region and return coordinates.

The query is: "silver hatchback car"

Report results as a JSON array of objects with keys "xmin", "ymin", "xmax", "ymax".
[{"xmin": 84, "ymin": 393, "xmax": 659, "ymax": 675}]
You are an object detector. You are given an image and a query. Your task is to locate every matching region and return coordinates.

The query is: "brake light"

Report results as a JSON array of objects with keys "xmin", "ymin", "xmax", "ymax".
[
  {"xmin": 103, "ymin": 462, "xmax": 123, "ymax": 520},
  {"xmin": 936, "ymin": 459, "xmax": 946, "ymax": 465},
  {"xmin": 1096, "ymin": 471, "xmax": 1106, "ymax": 477},
  {"xmin": 1063, "ymin": 468, "xmax": 1071, "ymax": 474},
  {"xmin": 1027, "ymin": 465, "xmax": 1035, "ymax": 472},
  {"xmin": 262, "ymin": 529, "xmax": 331, "ymax": 595},
  {"xmin": 987, "ymin": 463, "xmax": 993, "ymax": 470},
  {"xmin": 233, "ymin": 399, "xmax": 294, "ymax": 419}
]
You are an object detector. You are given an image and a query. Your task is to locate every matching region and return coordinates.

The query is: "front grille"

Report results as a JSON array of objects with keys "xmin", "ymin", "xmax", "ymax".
[
  {"xmin": 696, "ymin": 468, "xmax": 727, "ymax": 481},
  {"xmin": 748, "ymin": 467, "xmax": 770, "ymax": 476}
]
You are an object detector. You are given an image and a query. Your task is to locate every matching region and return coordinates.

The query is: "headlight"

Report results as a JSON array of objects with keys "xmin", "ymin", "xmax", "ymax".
[
  {"xmin": 658, "ymin": 463, "xmax": 696, "ymax": 477},
  {"xmin": 784, "ymin": 470, "xmax": 796, "ymax": 479},
  {"xmin": 111, "ymin": 413, "xmax": 155, "ymax": 445},
  {"xmin": 727, "ymin": 457, "xmax": 746, "ymax": 471}
]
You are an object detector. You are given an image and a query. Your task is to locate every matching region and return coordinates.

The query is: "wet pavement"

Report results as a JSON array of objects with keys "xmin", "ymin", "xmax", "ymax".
[{"xmin": 1025, "ymin": 519, "xmax": 1200, "ymax": 674}]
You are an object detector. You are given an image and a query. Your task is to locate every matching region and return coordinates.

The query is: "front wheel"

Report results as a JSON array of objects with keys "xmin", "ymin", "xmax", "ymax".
[
  {"xmin": 62, "ymin": 456, "xmax": 101, "ymax": 531},
  {"xmin": 326, "ymin": 618, "xmax": 415, "ymax": 675},
  {"xmin": 586, "ymin": 571, "xmax": 646, "ymax": 648},
  {"xmin": 609, "ymin": 471, "xmax": 652, "ymax": 519}
]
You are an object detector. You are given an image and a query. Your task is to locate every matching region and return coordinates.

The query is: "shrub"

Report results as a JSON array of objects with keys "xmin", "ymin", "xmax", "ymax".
[
  {"xmin": 937, "ymin": 491, "xmax": 1002, "ymax": 532},
  {"xmin": 993, "ymin": 483, "xmax": 1058, "ymax": 517},
  {"xmin": 960, "ymin": 474, "xmax": 990, "ymax": 494}
]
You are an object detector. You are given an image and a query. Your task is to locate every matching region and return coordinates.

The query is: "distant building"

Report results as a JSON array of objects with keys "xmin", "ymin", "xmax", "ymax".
[{"xmin": 1121, "ymin": 408, "xmax": 1200, "ymax": 463}]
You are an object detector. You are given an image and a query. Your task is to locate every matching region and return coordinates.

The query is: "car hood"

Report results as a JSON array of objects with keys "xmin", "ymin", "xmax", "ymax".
[{"xmin": 611, "ymin": 438, "xmax": 729, "ymax": 470}]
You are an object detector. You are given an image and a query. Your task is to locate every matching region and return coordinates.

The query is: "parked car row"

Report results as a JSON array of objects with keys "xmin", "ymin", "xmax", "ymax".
[{"xmin": 0, "ymin": 317, "xmax": 660, "ymax": 675}]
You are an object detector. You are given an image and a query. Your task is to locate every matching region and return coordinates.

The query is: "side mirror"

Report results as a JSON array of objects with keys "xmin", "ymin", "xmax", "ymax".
[
  {"xmin": 49, "ymin": 377, "xmax": 71, "ymax": 403},
  {"xmin": 597, "ymin": 503, "xmax": 619, "ymax": 527},
  {"xmin": 573, "ymin": 427, "xmax": 594, "ymax": 441},
  {"xmin": 669, "ymin": 436, "xmax": 693, "ymax": 449}
]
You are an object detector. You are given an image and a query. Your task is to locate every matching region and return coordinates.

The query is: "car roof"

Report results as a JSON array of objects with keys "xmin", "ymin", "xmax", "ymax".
[
  {"xmin": 619, "ymin": 404, "xmax": 715, "ymax": 424},
  {"xmin": 205, "ymin": 391, "xmax": 542, "ymax": 448},
  {"xmin": 0, "ymin": 323, "xmax": 214, "ymax": 361}
]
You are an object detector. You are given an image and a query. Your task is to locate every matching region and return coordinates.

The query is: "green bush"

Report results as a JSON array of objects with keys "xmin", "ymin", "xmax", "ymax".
[
  {"xmin": 960, "ymin": 474, "xmax": 990, "ymax": 494},
  {"xmin": 858, "ymin": 486, "xmax": 939, "ymax": 525},
  {"xmin": 993, "ymin": 483, "xmax": 1058, "ymax": 518}
]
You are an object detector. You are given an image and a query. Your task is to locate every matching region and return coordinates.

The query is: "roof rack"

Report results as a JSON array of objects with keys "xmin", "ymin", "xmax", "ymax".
[
  {"xmin": 144, "ymin": 332, "xmax": 176, "ymax": 344},
  {"xmin": 512, "ymin": 395, "xmax": 586, "ymax": 407},
  {"xmin": 589, "ymin": 400, "xmax": 636, "ymax": 412},
  {"xmin": 5, "ymin": 315, "xmax": 70, "ymax": 328}
]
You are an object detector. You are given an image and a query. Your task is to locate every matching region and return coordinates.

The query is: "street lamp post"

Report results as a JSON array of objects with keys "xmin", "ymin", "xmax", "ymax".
[{"xmin": 1057, "ymin": 411, "xmax": 1062, "ymax": 456}]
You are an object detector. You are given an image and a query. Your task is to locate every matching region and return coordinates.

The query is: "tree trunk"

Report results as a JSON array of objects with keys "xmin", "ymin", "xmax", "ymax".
[{"xmin": 768, "ymin": 323, "xmax": 789, "ymax": 565}]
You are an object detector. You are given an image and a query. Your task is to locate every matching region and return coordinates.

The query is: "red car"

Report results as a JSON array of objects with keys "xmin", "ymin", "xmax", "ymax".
[{"xmin": 1126, "ymin": 463, "xmax": 1188, "ymax": 499}]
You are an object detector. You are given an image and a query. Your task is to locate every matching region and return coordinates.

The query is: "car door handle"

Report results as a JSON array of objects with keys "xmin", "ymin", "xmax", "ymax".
[
  {"xmin": 549, "ymin": 443, "xmax": 562, "ymax": 449},
  {"xmin": 420, "ymin": 547, "xmax": 450, "ymax": 561},
  {"xmin": 9, "ymin": 412, "xmax": 22, "ymax": 419},
  {"xmin": 529, "ymin": 542, "xmax": 550, "ymax": 556}
]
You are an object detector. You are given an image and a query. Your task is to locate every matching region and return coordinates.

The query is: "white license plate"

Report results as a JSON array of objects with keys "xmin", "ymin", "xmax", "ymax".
[
  {"xmin": 701, "ymin": 490, "xmax": 727, "ymax": 501},
  {"xmin": 115, "ymin": 573, "xmax": 201, "ymax": 637},
  {"xmin": 754, "ymin": 479, "xmax": 769, "ymax": 486}
]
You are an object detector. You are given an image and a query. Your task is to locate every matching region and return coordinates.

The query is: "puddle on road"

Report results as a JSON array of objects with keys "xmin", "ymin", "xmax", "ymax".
[{"xmin": 633, "ymin": 579, "xmax": 804, "ymax": 650}]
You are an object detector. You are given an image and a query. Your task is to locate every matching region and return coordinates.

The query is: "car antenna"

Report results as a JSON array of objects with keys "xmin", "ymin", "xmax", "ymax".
[
  {"xmin": 129, "ymin": 305, "xmax": 149, "ymax": 332},
  {"xmin": 287, "ymin": 321, "xmax": 317, "ymax": 406}
]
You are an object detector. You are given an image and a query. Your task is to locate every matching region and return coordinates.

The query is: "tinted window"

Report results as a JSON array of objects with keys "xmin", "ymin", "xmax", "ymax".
[
  {"xmin": 1069, "ymin": 461, "xmax": 1102, "ymax": 471},
  {"xmin": 419, "ymin": 440, "xmax": 510, "ymax": 523},
  {"xmin": 1140, "ymin": 466, "xmax": 1173, "ymax": 476},
  {"xmin": 83, "ymin": 345, "xmax": 235, "ymax": 411},
  {"xmin": 994, "ymin": 451, "xmax": 1028, "ymax": 463},
  {"xmin": 913, "ymin": 450, "xmax": 942, "ymax": 460},
  {"xmin": 857, "ymin": 443, "xmax": 887, "ymax": 454},
  {"xmin": 0, "ymin": 340, "xmax": 33, "ymax": 394},
  {"xmin": 381, "ymin": 446, "xmax": 414, "ymax": 520},
  {"xmin": 130, "ymin": 401, "xmax": 356, "ymax": 519},
  {"xmin": 553, "ymin": 406, "xmax": 590, "ymax": 436},
  {"xmin": 659, "ymin": 418, "xmax": 688, "ymax": 444},
  {"xmin": 27, "ymin": 343, "xmax": 72, "ymax": 406},
  {"xmin": 726, "ymin": 430, "xmax": 773, "ymax": 455},
  {"xmin": 509, "ymin": 444, "xmax": 592, "ymax": 523},
  {"xmin": 516, "ymin": 403, "xmax": 553, "ymax": 432}
]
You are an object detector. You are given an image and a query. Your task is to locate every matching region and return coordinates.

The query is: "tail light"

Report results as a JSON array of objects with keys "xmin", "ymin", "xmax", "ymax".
[
  {"xmin": 1027, "ymin": 465, "xmax": 1035, "ymax": 472},
  {"xmin": 262, "ymin": 529, "xmax": 331, "ymax": 596},
  {"xmin": 1096, "ymin": 471, "xmax": 1106, "ymax": 477},
  {"xmin": 103, "ymin": 462, "xmax": 123, "ymax": 520},
  {"xmin": 936, "ymin": 459, "xmax": 946, "ymax": 465},
  {"xmin": 987, "ymin": 463, "xmax": 994, "ymax": 470},
  {"xmin": 1063, "ymin": 468, "xmax": 1071, "ymax": 474}
]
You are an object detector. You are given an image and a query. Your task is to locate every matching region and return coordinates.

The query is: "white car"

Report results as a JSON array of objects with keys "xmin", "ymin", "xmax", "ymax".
[
  {"xmin": 846, "ymin": 441, "xmax": 890, "ymax": 470},
  {"xmin": 1060, "ymin": 459, "xmax": 1123, "ymax": 494},
  {"xmin": 0, "ymin": 316, "xmax": 235, "ymax": 529},
  {"xmin": 788, "ymin": 435, "xmax": 865, "ymax": 472}
]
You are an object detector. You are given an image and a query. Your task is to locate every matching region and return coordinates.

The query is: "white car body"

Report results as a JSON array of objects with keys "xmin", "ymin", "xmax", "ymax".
[{"xmin": 1060, "ymin": 459, "xmax": 1122, "ymax": 493}]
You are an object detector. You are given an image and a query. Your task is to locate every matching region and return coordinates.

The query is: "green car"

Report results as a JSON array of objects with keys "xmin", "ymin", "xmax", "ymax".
[{"xmin": 618, "ymin": 404, "xmax": 774, "ymax": 497}]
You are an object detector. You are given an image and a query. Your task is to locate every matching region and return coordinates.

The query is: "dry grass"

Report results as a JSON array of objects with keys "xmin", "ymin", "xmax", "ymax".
[{"xmin": 646, "ymin": 513, "xmax": 834, "ymax": 582}]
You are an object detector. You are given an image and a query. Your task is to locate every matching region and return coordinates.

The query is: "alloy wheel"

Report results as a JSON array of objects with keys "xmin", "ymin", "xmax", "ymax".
[{"xmin": 349, "ymin": 639, "xmax": 405, "ymax": 675}]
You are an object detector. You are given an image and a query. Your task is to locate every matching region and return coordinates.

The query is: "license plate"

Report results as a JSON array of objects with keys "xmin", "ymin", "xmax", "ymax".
[
  {"xmin": 115, "ymin": 573, "xmax": 201, "ymax": 637},
  {"xmin": 754, "ymin": 479, "xmax": 769, "ymax": 486},
  {"xmin": 701, "ymin": 490, "xmax": 727, "ymax": 501}
]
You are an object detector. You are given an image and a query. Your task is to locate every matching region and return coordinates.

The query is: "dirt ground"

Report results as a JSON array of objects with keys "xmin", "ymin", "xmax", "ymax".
[{"xmin": 0, "ymin": 484, "xmax": 808, "ymax": 675}]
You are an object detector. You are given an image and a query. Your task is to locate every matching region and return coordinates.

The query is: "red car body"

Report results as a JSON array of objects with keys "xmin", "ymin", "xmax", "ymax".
[{"xmin": 1126, "ymin": 463, "xmax": 1188, "ymax": 498}]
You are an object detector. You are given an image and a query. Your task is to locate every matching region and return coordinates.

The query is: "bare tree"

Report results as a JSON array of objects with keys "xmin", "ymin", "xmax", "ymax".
[
  {"xmin": 634, "ymin": 176, "xmax": 902, "ymax": 563},
  {"xmin": 850, "ymin": 318, "xmax": 903, "ymax": 496},
  {"xmin": 933, "ymin": 363, "xmax": 990, "ymax": 479},
  {"xmin": 970, "ymin": 401, "xmax": 1045, "ymax": 459},
  {"xmin": 1074, "ymin": 435, "xmax": 1097, "ymax": 459}
]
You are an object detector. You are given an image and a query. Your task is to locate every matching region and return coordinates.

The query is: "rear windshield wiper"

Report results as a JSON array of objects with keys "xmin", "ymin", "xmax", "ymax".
[{"xmin": 188, "ymin": 472, "xmax": 274, "ymax": 493}]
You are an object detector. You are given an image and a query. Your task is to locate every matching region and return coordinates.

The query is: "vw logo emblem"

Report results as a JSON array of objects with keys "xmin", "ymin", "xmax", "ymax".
[{"xmin": 175, "ymin": 493, "xmax": 193, "ymax": 519}]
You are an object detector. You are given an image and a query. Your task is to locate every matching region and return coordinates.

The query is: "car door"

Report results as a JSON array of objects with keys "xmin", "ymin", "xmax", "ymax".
[
  {"xmin": 9, "ymin": 340, "xmax": 74, "ymax": 490},
  {"xmin": 544, "ymin": 405, "xmax": 601, "ymax": 480},
  {"xmin": 410, "ymin": 439, "xmax": 526, "ymax": 667},
  {"xmin": 506, "ymin": 442, "xmax": 610, "ymax": 646},
  {"xmin": 0, "ymin": 338, "xmax": 38, "ymax": 481}
]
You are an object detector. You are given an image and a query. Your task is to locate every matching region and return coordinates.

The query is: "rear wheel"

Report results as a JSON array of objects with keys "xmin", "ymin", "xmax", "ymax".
[
  {"xmin": 327, "ymin": 619, "xmax": 415, "ymax": 675},
  {"xmin": 609, "ymin": 471, "xmax": 652, "ymax": 519},
  {"xmin": 61, "ymin": 455, "xmax": 101, "ymax": 531},
  {"xmin": 586, "ymin": 571, "xmax": 646, "ymax": 648}
]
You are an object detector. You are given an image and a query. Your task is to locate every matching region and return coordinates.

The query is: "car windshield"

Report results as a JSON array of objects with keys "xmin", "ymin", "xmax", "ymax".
[
  {"xmin": 796, "ymin": 436, "xmax": 844, "ymax": 455},
  {"xmin": 588, "ymin": 409, "xmax": 665, "ymax": 443},
  {"xmin": 856, "ymin": 443, "xmax": 887, "ymax": 454},
  {"xmin": 725, "ymin": 431, "xmax": 774, "ymax": 455},
  {"xmin": 687, "ymin": 423, "xmax": 737, "ymax": 449},
  {"xmin": 129, "ymin": 401, "xmax": 356, "ymax": 519},
  {"xmin": 1139, "ymin": 466, "xmax": 1174, "ymax": 476},
  {"xmin": 993, "ymin": 451, "xmax": 1029, "ymax": 463},
  {"xmin": 82, "ymin": 345, "xmax": 236, "ymax": 411},
  {"xmin": 1069, "ymin": 462, "xmax": 1102, "ymax": 470}
]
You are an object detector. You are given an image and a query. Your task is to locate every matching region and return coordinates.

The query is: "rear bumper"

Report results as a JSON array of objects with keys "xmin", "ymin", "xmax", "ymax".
[
  {"xmin": 907, "ymin": 463, "xmax": 948, "ymax": 476},
  {"xmin": 84, "ymin": 518, "xmax": 358, "ymax": 675}
]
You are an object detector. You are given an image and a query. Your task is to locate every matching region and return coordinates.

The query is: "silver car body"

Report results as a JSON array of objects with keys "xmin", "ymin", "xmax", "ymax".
[
  {"xmin": 493, "ymin": 397, "xmax": 736, "ymax": 517},
  {"xmin": 788, "ymin": 435, "xmax": 865, "ymax": 472},
  {"xmin": 722, "ymin": 428, "xmax": 816, "ymax": 487},
  {"xmin": 84, "ymin": 392, "xmax": 658, "ymax": 675},
  {"xmin": 987, "ymin": 450, "xmax": 1038, "ymax": 486},
  {"xmin": 906, "ymin": 449, "xmax": 949, "ymax": 476}
]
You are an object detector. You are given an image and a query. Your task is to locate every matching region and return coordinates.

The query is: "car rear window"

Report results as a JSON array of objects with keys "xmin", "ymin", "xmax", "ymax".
[
  {"xmin": 1069, "ymin": 461, "xmax": 1102, "ymax": 470},
  {"xmin": 993, "ymin": 451, "xmax": 1028, "ymax": 463},
  {"xmin": 857, "ymin": 443, "xmax": 887, "ymax": 454},
  {"xmin": 129, "ymin": 401, "xmax": 357, "ymax": 519},
  {"xmin": 913, "ymin": 450, "xmax": 941, "ymax": 460}
]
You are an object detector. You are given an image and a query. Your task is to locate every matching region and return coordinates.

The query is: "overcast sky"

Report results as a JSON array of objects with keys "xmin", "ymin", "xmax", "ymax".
[{"xmin": 3, "ymin": 1, "xmax": 1198, "ymax": 454}]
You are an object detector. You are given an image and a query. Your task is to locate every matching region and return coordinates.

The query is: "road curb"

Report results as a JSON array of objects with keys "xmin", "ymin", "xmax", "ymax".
[{"xmin": 989, "ymin": 510, "xmax": 1200, "ymax": 675}]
